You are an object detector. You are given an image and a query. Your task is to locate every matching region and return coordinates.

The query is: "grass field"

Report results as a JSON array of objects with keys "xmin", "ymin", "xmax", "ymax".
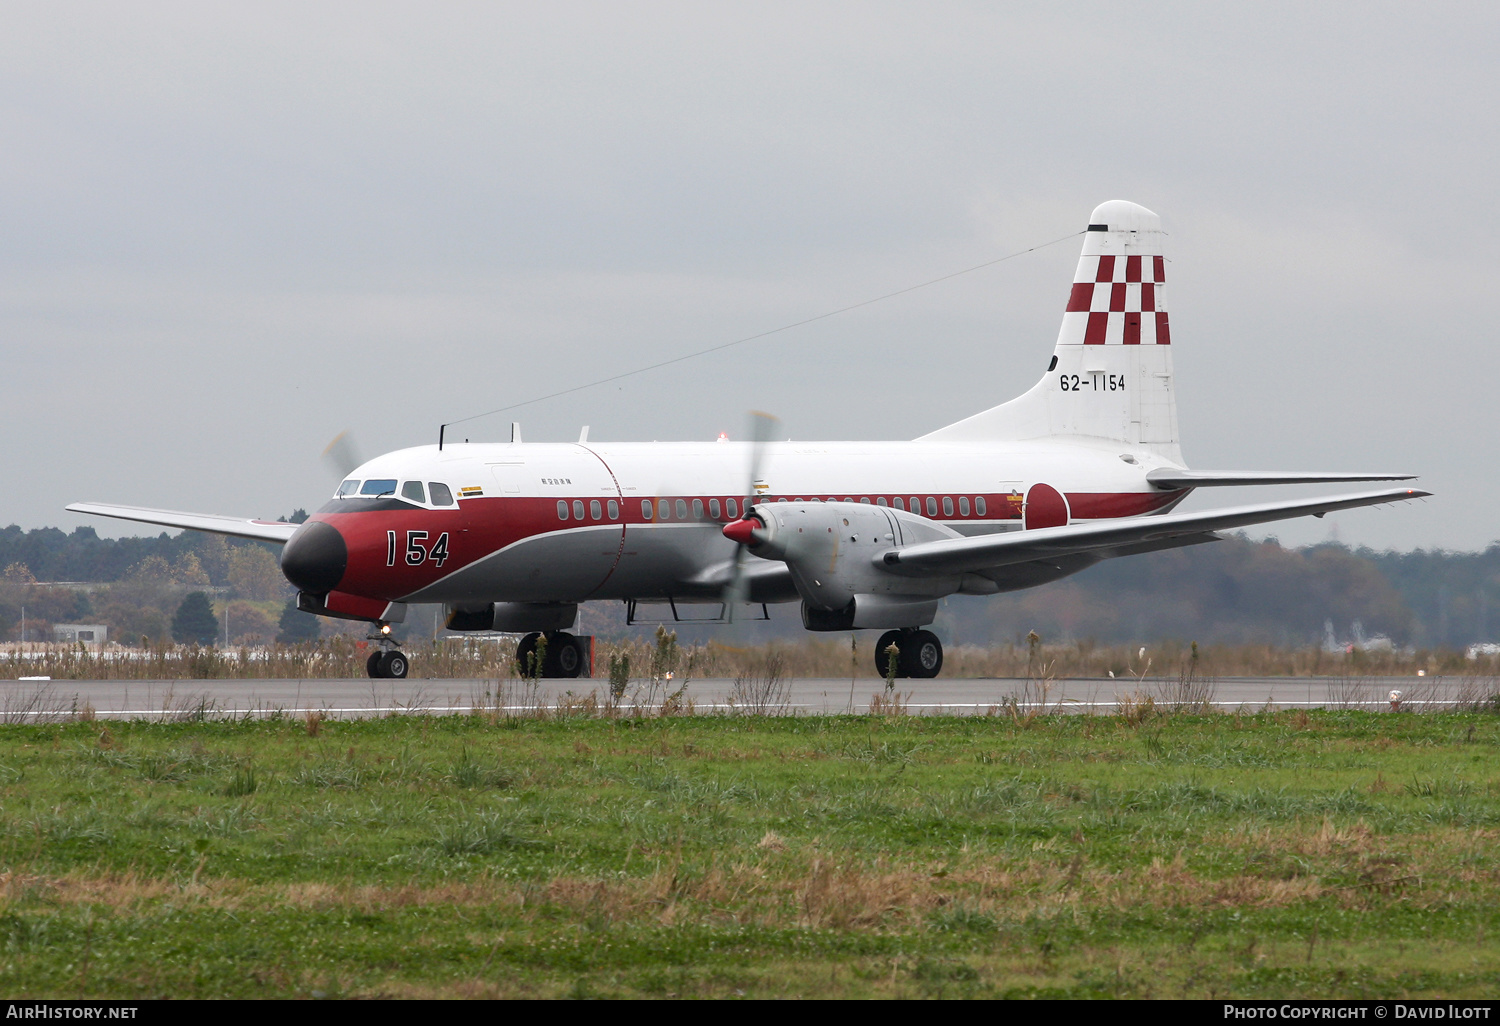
[{"xmin": 1, "ymin": 706, "xmax": 1499, "ymax": 998}]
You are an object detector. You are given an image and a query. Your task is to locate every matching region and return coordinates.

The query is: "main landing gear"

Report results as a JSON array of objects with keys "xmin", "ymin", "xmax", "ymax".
[
  {"xmin": 515, "ymin": 631, "xmax": 592, "ymax": 679},
  {"xmin": 365, "ymin": 624, "xmax": 409, "ymax": 679},
  {"xmin": 874, "ymin": 629, "xmax": 944, "ymax": 679}
]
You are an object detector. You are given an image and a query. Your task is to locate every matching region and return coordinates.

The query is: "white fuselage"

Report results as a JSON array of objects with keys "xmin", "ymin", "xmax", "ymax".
[{"xmin": 314, "ymin": 437, "xmax": 1187, "ymax": 609}]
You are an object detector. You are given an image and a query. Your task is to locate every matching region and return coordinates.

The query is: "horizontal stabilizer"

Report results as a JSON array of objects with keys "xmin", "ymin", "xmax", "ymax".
[
  {"xmin": 1147, "ymin": 469, "xmax": 1418, "ymax": 490},
  {"xmin": 67, "ymin": 502, "xmax": 299, "ymax": 544},
  {"xmin": 881, "ymin": 487, "xmax": 1430, "ymax": 577}
]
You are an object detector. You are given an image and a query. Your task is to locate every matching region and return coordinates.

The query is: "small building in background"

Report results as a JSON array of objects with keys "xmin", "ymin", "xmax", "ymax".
[{"xmin": 53, "ymin": 623, "xmax": 108, "ymax": 645}]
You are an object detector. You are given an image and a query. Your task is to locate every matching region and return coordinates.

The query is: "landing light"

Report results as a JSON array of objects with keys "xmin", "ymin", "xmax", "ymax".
[
  {"xmin": 380, "ymin": 624, "xmax": 391, "ymax": 635},
  {"xmin": 716, "ymin": 432, "xmax": 729, "ymax": 443}
]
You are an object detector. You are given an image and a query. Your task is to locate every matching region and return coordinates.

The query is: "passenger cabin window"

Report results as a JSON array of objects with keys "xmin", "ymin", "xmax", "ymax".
[
  {"xmin": 942, "ymin": 496, "xmax": 954, "ymax": 517},
  {"xmin": 642, "ymin": 499, "xmax": 653, "ymax": 519},
  {"xmin": 362, "ymin": 479, "xmax": 397, "ymax": 497},
  {"xmin": 709, "ymin": 498, "xmax": 721, "ymax": 519},
  {"xmin": 727, "ymin": 498, "xmax": 739, "ymax": 518},
  {"xmin": 925, "ymin": 496, "xmax": 938, "ymax": 517},
  {"xmin": 557, "ymin": 500, "xmax": 569, "ymax": 520},
  {"xmin": 401, "ymin": 481, "xmax": 425, "ymax": 504},
  {"xmin": 608, "ymin": 499, "xmax": 619, "ymax": 519},
  {"xmin": 573, "ymin": 500, "xmax": 585, "ymax": 520},
  {"xmin": 892, "ymin": 497, "xmax": 904, "ymax": 510},
  {"xmin": 976, "ymin": 496, "xmax": 988, "ymax": 516},
  {"xmin": 590, "ymin": 500, "xmax": 602, "ymax": 520},
  {"xmin": 338, "ymin": 480, "xmax": 360, "ymax": 498},
  {"xmin": 429, "ymin": 483, "xmax": 454, "ymax": 506},
  {"xmin": 658, "ymin": 499, "xmax": 670, "ymax": 520},
  {"xmin": 958, "ymin": 496, "xmax": 970, "ymax": 516},
  {"xmin": 675, "ymin": 499, "xmax": 688, "ymax": 520},
  {"xmin": 910, "ymin": 497, "xmax": 920, "ymax": 513},
  {"xmin": 691, "ymin": 498, "xmax": 704, "ymax": 519}
]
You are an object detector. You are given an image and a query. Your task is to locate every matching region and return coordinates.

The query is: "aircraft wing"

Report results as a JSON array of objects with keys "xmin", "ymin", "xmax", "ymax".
[
  {"xmin": 1147, "ymin": 469, "xmax": 1417, "ymax": 489},
  {"xmin": 880, "ymin": 487, "xmax": 1429, "ymax": 577},
  {"xmin": 66, "ymin": 502, "xmax": 300, "ymax": 544}
]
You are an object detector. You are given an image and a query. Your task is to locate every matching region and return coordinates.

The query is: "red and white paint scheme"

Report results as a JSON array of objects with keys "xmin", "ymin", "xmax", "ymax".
[{"xmin": 70, "ymin": 201, "xmax": 1428, "ymax": 679}]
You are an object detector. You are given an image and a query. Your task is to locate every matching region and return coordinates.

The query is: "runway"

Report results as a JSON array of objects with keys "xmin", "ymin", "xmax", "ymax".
[{"xmin": 0, "ymin": 674, "xmax": 1475, "ymax": 720}]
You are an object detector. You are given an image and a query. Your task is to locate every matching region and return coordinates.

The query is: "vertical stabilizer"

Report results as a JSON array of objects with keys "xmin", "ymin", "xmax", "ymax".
[{"xmin": 919, "ymin": 200, "xmax": 1181, "ymax": 462}]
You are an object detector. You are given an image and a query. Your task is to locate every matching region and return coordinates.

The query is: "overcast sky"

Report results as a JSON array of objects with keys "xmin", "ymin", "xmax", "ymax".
[{"xmin": 2, "ymin": 2, "xmax": 1495, "ymax": 552}]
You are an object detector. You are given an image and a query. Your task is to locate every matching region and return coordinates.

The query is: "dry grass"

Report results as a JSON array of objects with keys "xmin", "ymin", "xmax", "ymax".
[
  {"xmin": 9, "ymin": 634, "xmax": 1500, "ymax": 683},
  {"xmin": 1, "ymin": 850, "xmax": 1412, "ymax": 929}
]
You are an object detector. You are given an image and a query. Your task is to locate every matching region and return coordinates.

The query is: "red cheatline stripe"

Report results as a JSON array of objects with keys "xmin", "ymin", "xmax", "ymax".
[
  {"xmin": 1084, "ymin": 311, "xmax": 1108, "ymax": 344},
  {"xmin": 1095, "ymin": 255, "xmax": 1115, "ymax": 282},
  {"xmin": 1066, "ymin": 282, "xmax": 1093, "ymax": 312},
  {"xmin": 1126, "ymin": 255, "xmax": 1141, "ymax": 282},
  {"xmin": 1156, "ymin": 311, "xmax": 1171, "ymax": 345}
]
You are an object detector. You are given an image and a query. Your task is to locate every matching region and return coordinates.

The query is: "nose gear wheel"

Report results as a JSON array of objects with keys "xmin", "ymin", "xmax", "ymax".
[{"xmin": 365, "ymin": 626, "xmax": 408, "ymax": 679}]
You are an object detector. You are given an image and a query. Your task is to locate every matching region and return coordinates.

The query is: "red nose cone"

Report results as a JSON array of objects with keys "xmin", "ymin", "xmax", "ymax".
[{"xmin": 722, "ymin": 518, "xmax": 758, "ymax": 545}]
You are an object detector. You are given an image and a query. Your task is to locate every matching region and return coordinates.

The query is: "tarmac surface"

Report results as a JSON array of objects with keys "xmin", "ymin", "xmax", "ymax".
[{"xmin": 0, "ymin": 675, "xmax": 1469, "ymax": 720}]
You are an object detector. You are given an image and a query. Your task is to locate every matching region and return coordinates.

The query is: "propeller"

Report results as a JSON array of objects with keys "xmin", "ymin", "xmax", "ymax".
[
  {"xmin": 321, "ymin": 430, "xmax": 364, "ymax": 480},
  {"xmin": 719, "ymin": 411, "xmax": 778, "ymax": 636}
]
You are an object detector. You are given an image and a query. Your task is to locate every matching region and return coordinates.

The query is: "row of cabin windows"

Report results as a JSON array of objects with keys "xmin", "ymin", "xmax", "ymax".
[
  {"xmin": 553, "ymin": 495, "xmax": 993, "ymax": 523},
  {"xmin": 638, "ymin": 497, "xmax": 742, "ymax": 521},
  {"xmin": 768, "ymin": 495, "xmax": 989, "ymax": 517},
  {"xmin": 338, "ymin": 479, "xmax": 455, "ymax": 506},
  {"xmin": 555, "ymin": 497, "xmax": 748, "ymax": 522},
  {"xmin": 557, "ymin": 499, "xmax": 621, "ymax": 522}
]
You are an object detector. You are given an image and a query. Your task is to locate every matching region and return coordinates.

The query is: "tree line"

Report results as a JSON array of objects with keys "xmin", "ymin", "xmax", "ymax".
[
  {"xmin": 0, "ymin": 514, "xmax": 321, "ymax": 646},
  {"xmin": 1, "ymin": 519, "xmax": 1497, "ymax": 650}
]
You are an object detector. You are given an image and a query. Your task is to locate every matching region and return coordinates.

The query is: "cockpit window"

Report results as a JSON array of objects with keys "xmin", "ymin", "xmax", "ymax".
[
  {"xmin": 337, "ymin": 480, "xmax": 360, "ymax": 497},
  {"xmin": 361, "ymin": 479, "xmax": 398, "ymax": 496},
  {"xmin": 429, "ymin": 483, "xmax": 454, "ymax": 506},
  {"xmin": 401, "ymin": 481, "xmax": 426, "ymax": 504}
]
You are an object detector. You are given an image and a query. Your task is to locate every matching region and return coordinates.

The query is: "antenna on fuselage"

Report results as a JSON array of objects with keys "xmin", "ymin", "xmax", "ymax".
[{"xmin": 511, "ymin": 422, "xmax": 522, "ymax": 444}]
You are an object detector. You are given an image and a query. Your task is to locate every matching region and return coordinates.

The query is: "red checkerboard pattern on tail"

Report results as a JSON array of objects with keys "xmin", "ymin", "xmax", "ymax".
[
  {"xmin": 916, "ymin": 199, "xmax": 1182, "ymax": 462},
  {"xmin": 1062, "ymin": 253, "xmax": 1171, "ymax": 345}
]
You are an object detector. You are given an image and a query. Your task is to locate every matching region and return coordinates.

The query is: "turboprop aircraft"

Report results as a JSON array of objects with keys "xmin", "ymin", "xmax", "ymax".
[{"xmin": 69, "ymin": 200, "xmax": 1428, "ymax": 680}]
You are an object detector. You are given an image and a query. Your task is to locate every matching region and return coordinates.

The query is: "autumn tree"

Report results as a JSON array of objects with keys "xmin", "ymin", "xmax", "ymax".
[
  {"xmin": 228, "ymin": 546, "xmax": 284, "ymax": 600},
  {"xmin": 225, "ymin": 600, "xmax": 278, "ymax": 645}
]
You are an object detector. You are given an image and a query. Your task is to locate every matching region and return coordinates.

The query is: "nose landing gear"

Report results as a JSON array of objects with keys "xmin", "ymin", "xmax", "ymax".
[
  {"xmin": 873, "ymin": 628, "xmax": 944, "ymax": 679},
  {"xmin": 365, "ymin": 623, "xmax": 409, "ymax": 679}
]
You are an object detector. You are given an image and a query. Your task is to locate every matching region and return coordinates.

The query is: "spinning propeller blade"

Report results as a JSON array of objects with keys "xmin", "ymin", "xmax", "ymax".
[
  {"xmin": 321, "ymin": 430, "xmax": 364, "ymax": 480},
  {"xmin": 720, "ymin": 411, "xmax": 778, "ymax": 635}
]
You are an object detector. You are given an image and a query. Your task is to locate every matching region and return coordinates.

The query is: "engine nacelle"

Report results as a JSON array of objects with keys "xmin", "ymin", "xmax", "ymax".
[
  {"xmin": 734, "ymin": 501, "xmax": 965, "ymax": 615},
  {"xmin": 801, "ymin": 594, "xmax": 942, "ymax": 631},
  {"xmin": 445, "ymin": 602, "xmax": 578, "ymax": 633}
]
